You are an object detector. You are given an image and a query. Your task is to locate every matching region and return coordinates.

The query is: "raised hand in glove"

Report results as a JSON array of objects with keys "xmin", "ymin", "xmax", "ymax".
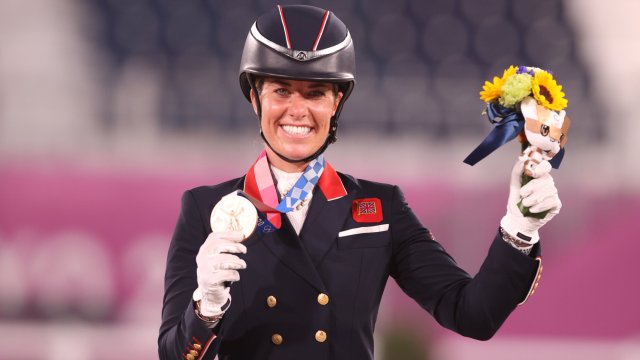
[
  {"xmin": 500, "ymin": 151, "xmax": 562, "ymax": 250},
  {"xmin": 193, "ymin": 230, "xmax": 246, "ymax": 320}
]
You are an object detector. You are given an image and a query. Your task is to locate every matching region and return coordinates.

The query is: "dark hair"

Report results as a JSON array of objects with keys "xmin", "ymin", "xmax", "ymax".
[{"xmin": 253, "ymin": 76, "xmax": 340, "ymax": 97}]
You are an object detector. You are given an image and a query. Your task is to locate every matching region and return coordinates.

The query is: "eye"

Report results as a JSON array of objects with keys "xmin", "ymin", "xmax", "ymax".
[
  {"xmin": 275, "ymin": 88, "xmax": 290, "ymax": 96},
  {"xmin": 540, "ymin": 124, "xmax": 550, "ymax": 136},
  {"xmin": 307, "ymin": 90, "xmax": 327, "ymax": 98}
]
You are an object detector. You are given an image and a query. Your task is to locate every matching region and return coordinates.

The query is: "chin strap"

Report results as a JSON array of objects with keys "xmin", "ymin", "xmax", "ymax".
[
  {"xmin": 259, "ymin": 129, "xmax": 333, "ymax": 164},
  {"xmin": 248, "ymin": 73, "xmax": 338, "ymax": 164}
]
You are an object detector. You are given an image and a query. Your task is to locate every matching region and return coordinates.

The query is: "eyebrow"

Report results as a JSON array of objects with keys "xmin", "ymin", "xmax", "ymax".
[
  {"xmin": 270, "ymin": 79, "xmax": 291, "ymax": 87},
  {"xmin": 307, "ymin": 83, "xmax": 332, "ymax": 90},
  {"xmin": 267, "ymin": 79, "xmax": 331, "ymax": 90}
]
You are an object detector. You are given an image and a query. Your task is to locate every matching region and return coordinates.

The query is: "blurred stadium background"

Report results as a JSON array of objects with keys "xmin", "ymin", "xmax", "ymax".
[{"xmin": 0, "ymin": 0, "xmax": 638, "ymax": 359}]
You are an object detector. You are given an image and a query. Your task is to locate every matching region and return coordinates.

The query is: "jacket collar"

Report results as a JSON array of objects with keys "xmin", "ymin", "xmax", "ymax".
[
  {"xmin": 242, "ymin": 150, "xmax": 348, "ymax": 229},
  {"xmin": 234, "ymin": 152, "xmax": 356, "ymax": 292}
]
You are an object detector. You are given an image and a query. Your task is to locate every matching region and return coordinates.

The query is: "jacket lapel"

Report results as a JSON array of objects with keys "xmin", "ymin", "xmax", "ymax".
[
  {"xmin": 236, "ymin": 176, "xmax": 328, "ymax": 292},
  {"xmin": 300, "ymin": 173, "xmax": 356, "ymax": 265},
  {"xmin": 233, "ymin": 168, "xmax": 356, "ymax": 292},
  {"xmin": 260, "ymin": 216, "xmax": 328, "ymax": 292}
]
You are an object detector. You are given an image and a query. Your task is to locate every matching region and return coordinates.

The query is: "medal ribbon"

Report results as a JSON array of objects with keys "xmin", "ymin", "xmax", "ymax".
[
  {"xmin": 242, "ymin": 149, "xmax": 345, "ymax": 233},
  {"xmin": 275, "ymin": 157, "xmax": 324, "ymax": 212}
]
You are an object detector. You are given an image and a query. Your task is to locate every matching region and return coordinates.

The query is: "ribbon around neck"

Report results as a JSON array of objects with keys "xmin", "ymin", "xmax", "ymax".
[
  {"xmin": 240, "ymin": 150, "xmax": 327, "ymax": 234},
  {"xmin": 275, "ymin": 156, "xmax": 325, "ymax": 213}
]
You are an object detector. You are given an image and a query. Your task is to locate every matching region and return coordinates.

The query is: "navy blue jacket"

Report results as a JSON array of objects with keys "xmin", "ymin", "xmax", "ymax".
[{"xmin": 159, "ymin": 172, "xmax": 541, "ymax": 359}]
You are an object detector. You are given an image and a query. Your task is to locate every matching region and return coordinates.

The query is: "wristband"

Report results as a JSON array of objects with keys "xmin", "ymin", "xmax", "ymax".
[
  {"xmin": 500, "ymin": 227, "xmax": 533, "ymax": 255},
  {"xmin": 194, "ymin": 298, "xmax": 231, "ymax": 324}
]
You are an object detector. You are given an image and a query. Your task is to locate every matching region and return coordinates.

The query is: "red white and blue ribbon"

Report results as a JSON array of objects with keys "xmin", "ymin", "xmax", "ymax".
[
  {"xmin": 276, "ymin": 158, "xmax": 324, "ymax": 212},
  {"xmin": 241, "ymin": 148, "xmax": 346, "ymax": 233}
]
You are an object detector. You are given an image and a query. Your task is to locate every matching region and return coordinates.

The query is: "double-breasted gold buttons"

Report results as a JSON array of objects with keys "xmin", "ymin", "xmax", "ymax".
[
  {"xmin": 315, "ymin": 330, "xmax": 327, "ymax": 343},
  {"xmin": 267, "ymin": 295, "xmax": 277, "ymax": 308},
  {"xmin": 317, "ymin": 293, "xmax": 329, "ymax": 305},
  {"xmin": 186, "ymin": 354, "xmax": 195, "ymax": 360},
  {"xmin": 189, "ymin": 349, "xmax": 199, "ymax": 358},
  {"xmin": 272, "ymin": 333, "xmax": 283, "ymax": 345},
  {"xmin": 193, "ymin": 343, "xmax": 202, "ymax": 351}
]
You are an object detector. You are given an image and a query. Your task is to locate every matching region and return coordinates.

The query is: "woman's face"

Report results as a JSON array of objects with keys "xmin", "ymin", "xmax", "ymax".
[{"xmin": 251, "ymin": 78, "xmax": 342, "ymax": 172}]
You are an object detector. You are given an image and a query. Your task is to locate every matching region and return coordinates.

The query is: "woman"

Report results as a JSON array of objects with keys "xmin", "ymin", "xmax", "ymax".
[{"xmin": 159, "ymin": 5, "xmax": 559, "ymax": 360}]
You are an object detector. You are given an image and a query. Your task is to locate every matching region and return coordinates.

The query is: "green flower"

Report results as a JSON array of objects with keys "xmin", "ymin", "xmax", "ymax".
[{"xmin": 498, "ymin": 73, "xmax": 533, "ymax": 109}]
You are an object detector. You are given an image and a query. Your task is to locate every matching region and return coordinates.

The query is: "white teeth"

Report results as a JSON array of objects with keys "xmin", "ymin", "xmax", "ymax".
[{"xmin": 281, "ymin": 125, "xmax": 311, "ymax": 136}]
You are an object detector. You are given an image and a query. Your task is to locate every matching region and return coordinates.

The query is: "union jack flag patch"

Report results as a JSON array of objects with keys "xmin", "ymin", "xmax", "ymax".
[{"xmin": 352, "ymin": 198, "xmax": 383, "ymax": 223}]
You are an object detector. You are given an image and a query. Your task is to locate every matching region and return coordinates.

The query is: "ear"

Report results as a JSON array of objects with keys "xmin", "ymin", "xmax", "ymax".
[{"xmin": 250, "ymin": 89, "xmax": 259, "ymax": 115}]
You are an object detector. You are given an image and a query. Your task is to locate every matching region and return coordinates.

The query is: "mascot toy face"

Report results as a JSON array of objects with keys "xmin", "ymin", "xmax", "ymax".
[{"xmin": 520, "ymin": 96, "xmax": 571, "ymax": 159}]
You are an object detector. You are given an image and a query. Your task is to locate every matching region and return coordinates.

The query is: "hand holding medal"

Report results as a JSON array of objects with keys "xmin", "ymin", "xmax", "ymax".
[{"xmin": 192, "ymin": 192, "xmax": 258, "ymax": 321}]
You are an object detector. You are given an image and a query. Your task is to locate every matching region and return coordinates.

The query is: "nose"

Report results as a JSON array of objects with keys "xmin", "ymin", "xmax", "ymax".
[{"xmin": 287, "ymin": 93, "xmax": 309, "ymax": 120}]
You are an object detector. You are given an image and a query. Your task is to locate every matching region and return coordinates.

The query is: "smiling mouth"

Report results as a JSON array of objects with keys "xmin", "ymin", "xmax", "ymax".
[{"xmin": 281, "ymin": 125, "xmax": 312, "ymax": 136}]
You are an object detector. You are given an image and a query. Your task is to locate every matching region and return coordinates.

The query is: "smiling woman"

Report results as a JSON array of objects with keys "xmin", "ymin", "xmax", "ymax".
[
  {"xmin": 159, "ymin": 5, "xmax": 563, "ymax": 360},
  {"xmin": 251, "ymin": 78, "xmax": 343, "ymax": 172}
]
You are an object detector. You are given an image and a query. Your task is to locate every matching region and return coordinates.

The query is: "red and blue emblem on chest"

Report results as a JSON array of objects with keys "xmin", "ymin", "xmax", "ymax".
[{"xmin": 352, "ymin": 198, "xmax": 383, "ymax": 223}]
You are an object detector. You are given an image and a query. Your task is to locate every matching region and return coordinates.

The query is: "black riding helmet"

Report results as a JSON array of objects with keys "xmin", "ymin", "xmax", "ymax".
[{"xmin": 239, "ymin": 5, "xmax": 356, "ymax": 163}]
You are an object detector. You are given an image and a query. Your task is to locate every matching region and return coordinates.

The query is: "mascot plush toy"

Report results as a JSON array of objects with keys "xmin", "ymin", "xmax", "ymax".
[{"xmin": 464, "ymin": 65, "xmax": 572, "ymax": 218}]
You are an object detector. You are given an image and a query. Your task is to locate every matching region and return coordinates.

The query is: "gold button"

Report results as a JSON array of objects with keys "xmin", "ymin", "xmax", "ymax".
[
  {"xmin": 186, "ymin": 354, "xmax": 195, "ymax": 360},
  {"xmin": 272, "ymin": 333, "xmax": 283, "ymax": 345},
  {"xmin": 317, "ymin": 293, "xmax": 329, "ymax": 305},
  {"xmin": 190, "ymin": 350, "xmax": 199, "ymax": 357},
  {"xmin": 193, "ymin": 343, "xmax": 202, "ymax": 351},
  {"xmin": 267, "ymin": 295, "xmax": 277, "ymax": 308},
  {"xmin": 315, "ymin": 330, "xmax": 327, "ymax": 343}
]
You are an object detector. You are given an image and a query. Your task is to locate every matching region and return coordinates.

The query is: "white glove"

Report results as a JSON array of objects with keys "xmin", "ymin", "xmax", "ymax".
[
  {"xmin": 500, "ymin": 152, "xmax": 562, "ymax": 247},
  {"xmin": 194, "ymin": 230, "xmax": 247, "ymax": 317}
]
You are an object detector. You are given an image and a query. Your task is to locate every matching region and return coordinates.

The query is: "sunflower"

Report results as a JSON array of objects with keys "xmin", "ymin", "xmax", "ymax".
[
  {"xmin": 532, "ymin": 70, "xmax": 568, "ymax": 111},
  {"xmin": 479, "ymin": 65, "xmax": 517, "ymax": 103}
]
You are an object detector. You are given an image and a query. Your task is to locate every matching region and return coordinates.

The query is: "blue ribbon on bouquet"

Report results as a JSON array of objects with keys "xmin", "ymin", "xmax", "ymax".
[
  {"xmin": 463, "ymin": 103, "xmax": 565, "ymax": 169},
  {"xmin": 463, "ymin": 103, "xmax": 525, "ymax": 166}
]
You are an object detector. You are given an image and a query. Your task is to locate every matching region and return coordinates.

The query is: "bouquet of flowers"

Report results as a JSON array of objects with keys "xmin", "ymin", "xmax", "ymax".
[{"xmin": 464, "ymin": 65, "xmax": 572, "ymax": 218}]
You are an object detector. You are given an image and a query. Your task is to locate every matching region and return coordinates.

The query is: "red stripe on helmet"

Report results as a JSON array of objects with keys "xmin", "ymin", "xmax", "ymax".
[
  {"xmin": 312, "ymin": 10, "xmax": 330, "ymax": 51},
  {"xmin": 277, "ymin": 5, "xmax": 292, "ymax": 49}
]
